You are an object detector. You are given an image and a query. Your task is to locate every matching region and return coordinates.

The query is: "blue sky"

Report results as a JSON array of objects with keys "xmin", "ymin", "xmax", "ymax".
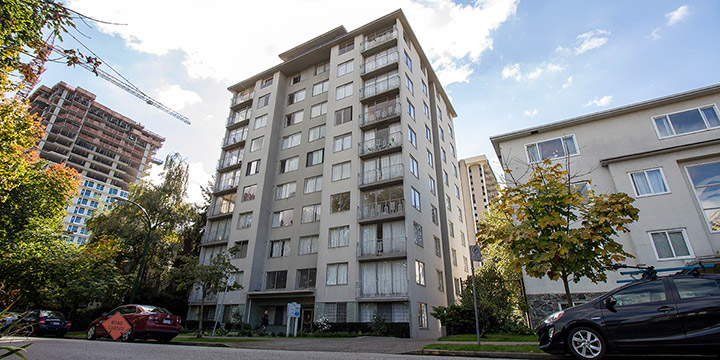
[{"xmin": 37, "ymin": 0, "xmax": 720, "ymax": 203}]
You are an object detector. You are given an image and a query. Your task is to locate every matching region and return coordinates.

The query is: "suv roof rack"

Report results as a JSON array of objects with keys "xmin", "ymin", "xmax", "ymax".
[{"xmin": 611, "ymin": 262, "xmax": 716, "ymax": 283}]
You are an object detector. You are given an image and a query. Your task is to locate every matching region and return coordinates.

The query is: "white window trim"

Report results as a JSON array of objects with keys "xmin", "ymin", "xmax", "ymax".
[
  {"xmin": 627, "ymin": 167, "xmax": 671, "ymax": 197},
  {"xmin": 684, "ymin": 160, "xmax": 720, "ymax": 233},
  {"xmin": 523, "ymin": 134, "xmax": 580, "ymax": 164},
  {"xmin": 651, "ymin": 103, "xmax": 720, "ymax": 139},
  {"xmin": 648, "ymin": 228, "xmax": 695, "ymax": 261}
]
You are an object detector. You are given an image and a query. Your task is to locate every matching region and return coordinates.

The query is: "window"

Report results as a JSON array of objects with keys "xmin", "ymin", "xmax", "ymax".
[
  {"xmin": 463, "ymin": 256, "xmax": 469, "ymax": 272},
  {"xmin": 452, "ymin": 249, "xmax": 457, "ymax": 266},
  {"xmin": 653, "ymin": 105, "xmax": 720, "ymax": 138},
  {"xmin": 285, "ymin": 110, "xmax": 304, "ymax": 127},
  {"xmin": 233, "ymin": 241, "xmax": 248, "ymax": 258},
  {"xmin": 272, "ymin": 209, "xmax": 293, "ymax": 228},
  {"xmin": 630, "ymin": 168, "xmax": 669, "ymax": 196},
  {"xmin": 254, "ymin": 114, "xmax": 267, "ymax": 129},
  {"xmin": 404, "ymin": 51, "xmax": 412, "ymax": 70},
  {"xmin": 312, "ymin": 80, "xmax": 329, "ymax": 96},
  {"xmin": 450, "ymin": 144, "xmax": 455, "ymax": 157},
  {"xmin": 304, "ymin": 175, "xmax": 323, "ymax": 194},
  {"xmin": 338, "ymin": 40, "xmax": 354, "ymax": 55},
  {"xmin": 422, "ymin": 81, "xmax": 427, "ymax": 95},
  {"xmin": 408, "ymin": 126, "xmax": 417, "ymax": 147},
  {"xmin": 326, "ymin": 303, "xmax": 347, "ymax": 322},
  {"xmin": 448, "ymin": 220, "xmax": 454, "ymax": 237},
  {"xmin": 331, "ymin": 161, "xmax": 351, "ymax": 182},
  {"xmin": 246, "ymin": 159, "xmax": 261, "ymax": 175},
  {"xmin": 526, "ymin": 135, "xmax": 579, "ymax": 163},
  {"xmin": 458, "ymin": 208, "xmax": 464, "ymax": 223},
  {"xmin": 423, "ymin": 103, "xmax": 429, "ymax": 118},
  {"xmin": 428, "ymin": 177, "xmax": 436, "ymax": 195},
  {"xmin": 266, "ymin": 271, "xmax": 287, "ymax": 290},
  {"xmin": 288, "ymin": 89, "xmax": 305, "ymax": 104},
  {"xmin": 452, "ymin": 164, "xmax": 458, "ymax": 177},
  {"xmin": 310, "ymin": 102, "xmax": 328, "ymax": 118},
  {"xmin": 257, "ymin": 94, "xmax": 270, "ymax": 108},
  {"xmin": 407, "ymin": 99, "xmax": 415, "ymax": 120},
  {"xmin": 612, "ymin": 280, "xmax": 666, "ymax": 306},
  {"xmin": 405, "ymin": 74, "xmax": 413, "ymax": 94},
  {"xmin": 686, "ymin": 162, "xmax": 720, "ymax": 231},
  {"xmin": 270, "ymin": 239, "xmax": 291, "ymax": 258},
  {"xmin": 331, "ymin": 192, "xmax": 350, "ymax": 213},
  {"xmin": 299, "ymin": 235, "xmax": 319, "ymax": 255},
  {"xmin": 673, "ymin": 278, "xmax": 720, "ymax": 299},
  {"xmin": 302, "ymin": 204, "xmax": 321, "ymax": 223},
  {"xmin": 335, "ymin": 106, "xmax": 352, "ymax": 125},
  {"xmin": 329, "ymin": 226, "xmax": 349, "ymax": 248},
  {"xmin": 418, "ymin": 303, "xmax": 428, "ymax": 329},
  {"xmin": 413, "ymin": 222, "xmax": 423, "ymax": 246},
  {"xmin": 434, "ymin": 236, "xmax": 441, "ymax": 257},
  {"xmin": 308, "ymin": 124, "xmax": 325, "ymax": 142},
  {"xmin": 426, "ymin": 150, "xmax": 433, "ymax": 168},
  {"xmin": 275, "ymin": 182, "xmax": 296, "ymax": 199},
  {"xmin": 649, "ymin": 229, "xmax": 693, "ymax": 260},
  {"xmin": 297, "ymin": 268, "xmax": 317, "ymax": 289},
  {"xmin": 454, "ymin": 278, "xmax": 462, "ymax": 295},
  {"xmin": 438, "ymin": 127, "xmax": 444, "ymax": 140},
  {"xmin": 242, "ymin": 184, "xmax": 257, "ymax": 201},
  {"xmin": 333, "ymin": 133, "xmax": 352, "ymax": 152},
  {"xmin": 441, "ymin": 148, "xmax": 446, "ymax": 163},
  {"xmin": 443, "ymin": 171, "xmax": 449, "ymax": 185},
  {"xmin": 431, "ymin": 205, "xmax": 438, "ymax": 224},
  {"xmin": 409, "ymin": 156, "xmax": 419, "ymax": 178},
  {"xmin": 291, "ymin": 73, "xmax": 303, "ymax": 85},
  {"xmin": 337, "ymin": 60, "xmax": 354, "ymax": 76},
  {"xmin": 437, "ymin": 106, "xmax": 443, "ymax": 120},
  {"xmin": 335, "ymin": 82, "xmax": 353, "ymax": 100},
  {"xmin": 454, "ymin": 185, "xmax": 460, "ymax": 199},
  {"xmin": 237, "ymin": 212, "xmax": 252, "ymax": 229},
  {"xmin": 281, "ymin": 132, "xmax": 301, "ymax": 150},
  {"xmin": 326, "ymin": 263, "xmax": 348, "ymax": 285},
  {"xmin": 250, "ymin": 137, "xmax": 264, "ymax": 152},
  {"xmin": 415, "ymin": 260, "xmax": 426, "ymax": 285},
  {"xmin": 306, "ymin": 149, "xmax": 324, "ymax": 166},
  {"xmin": 280, "ymin": 156, "xmax": 299, "ymax": 173},
  {"xmin": 261, "ymin": 77, "xmax": 273, "ymax": 88},
  {"xmin": 411, "ymin": 187, "xmax": 421, "ymax": 210},
  {"xmin": 315, "ymin": 62, "xmax": 329, "ymax": 75},
  {"xmin": 437, "ymin": 270, "xmax": 444, "ymax": 291}
]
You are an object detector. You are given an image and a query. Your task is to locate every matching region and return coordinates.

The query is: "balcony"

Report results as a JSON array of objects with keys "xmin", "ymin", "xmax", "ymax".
[
  {"xmin": 359, "ymin": 98, "xmax": 401, "ymax": 129},
  {"xmin": 358, "ymin": 131, "xmax": 402, "ymax": 159},
  {"xmin": 217, "ymin": 154, "xmax": 243, "ymax": 171},
  {"xmin": 356, "ymin": 279, "xmax": 408, "ymax": 300},
  {"xmin": 227, "ymin": 108, "xmax": 252, "ymax": 128},
  {"xmin": 231, "ymin": 89, "xmax": 254, "ymax": 108},
  {"xmin": 188, "ymin": 290, "xmax": 218, "ymax": 304},
  {"xmin": 360, "ymin": 51, "xmax": 399, "ymax": 79},
  {"xmin": 358, "ymin": 236, "xmax": 406, "ymax": 260},
  {"xmin": 200, "ymin": 232, "xmax": 230, "ymax": 246},
  {"xmin": 358, "ymin": 198, "xmax": 405, "ymax": 223},
  {"xmin": 359, "ymin": 75, "xmax": 400, "ymax": 103},
  {"xmin": 214, "ymin": 177, "xmax": 240, "ymax": 194},
  {"xmin": 222, "ymin": 129, "xmax": 248, "ymax": 149},
  {"xmin": 358, "ymin": 163, "xmax": 403, "ymax": 189},
  {"xmin": 361, "ymin": 26, "xmax": 398, "ymax": 55}
]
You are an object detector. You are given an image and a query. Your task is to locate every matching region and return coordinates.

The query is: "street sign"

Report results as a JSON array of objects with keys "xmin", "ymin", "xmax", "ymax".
[
  {"xmin": 287, "ymin": 302, "xmax": 301, "ymax": 318},
  {"xmin": 470, "ymin": 245, "xmax": 483, "ymax": 262},
  {"xmin": 101, "ymin": 313, "xmax": 131, "ymax": 340}
]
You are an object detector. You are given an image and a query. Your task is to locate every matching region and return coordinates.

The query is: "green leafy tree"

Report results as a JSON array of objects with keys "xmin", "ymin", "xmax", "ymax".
[{"xmin": 477, "ymin": 160, "xmax": 639, "ymax": 306}]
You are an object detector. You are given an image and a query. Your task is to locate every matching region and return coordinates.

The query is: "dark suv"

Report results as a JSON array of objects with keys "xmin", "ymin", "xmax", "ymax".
[{"xmin": 537, "ymin": 268, "xmax": 720, "ymax": 359}]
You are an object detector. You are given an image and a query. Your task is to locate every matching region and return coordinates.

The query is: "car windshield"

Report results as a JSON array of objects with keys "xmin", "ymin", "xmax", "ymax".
[
  {"xmin": 141, "ymin": 305, "xmax": 171, "ymax": 314},
  {"xmin": 40, "ymin": 310, "xmax": 65, "ymax": 318}
]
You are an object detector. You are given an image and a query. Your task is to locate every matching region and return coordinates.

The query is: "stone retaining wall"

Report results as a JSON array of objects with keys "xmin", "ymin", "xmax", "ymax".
[{"xmin": 527, "ymin": 292, "xmax": 604, "ymax": 327}]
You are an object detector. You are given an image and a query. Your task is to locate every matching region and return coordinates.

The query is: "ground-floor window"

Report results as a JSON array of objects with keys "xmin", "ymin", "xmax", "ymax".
[
  {"xmin": 360, "ymin": 302, "xmax": 409, "ymax": 323},
  {"xmin": 325, "ymin": 302, "xmax": 347, "ymax": 322}
]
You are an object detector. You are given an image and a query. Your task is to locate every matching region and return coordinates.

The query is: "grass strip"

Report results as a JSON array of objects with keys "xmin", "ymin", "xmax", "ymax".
[
  {"xmin": 438, "ymin": 333, "xmax": 538, "ymax": 342},
  {"xmin": 425, "ymin": 343, "xmax": 542, "ymax": 353}
]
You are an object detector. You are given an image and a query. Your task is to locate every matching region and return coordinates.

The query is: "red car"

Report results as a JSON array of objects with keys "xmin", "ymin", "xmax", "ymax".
[{"xmin": 86, "ymin": 304, "xmax": 181, "ymax": 343}]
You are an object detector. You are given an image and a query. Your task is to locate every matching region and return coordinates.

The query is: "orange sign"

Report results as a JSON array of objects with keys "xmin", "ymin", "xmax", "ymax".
[{"xmin": 101, "ymin": 313, "xmax": 131, "ymax": 340}]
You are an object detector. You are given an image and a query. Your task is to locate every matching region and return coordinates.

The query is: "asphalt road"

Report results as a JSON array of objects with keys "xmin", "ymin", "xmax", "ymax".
[{"xmin": 0, "ymin": 337, "xmax": 519, "ymax": 360}]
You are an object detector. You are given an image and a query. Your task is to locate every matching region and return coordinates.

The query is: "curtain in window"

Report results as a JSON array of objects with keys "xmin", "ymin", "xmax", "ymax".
[
  {"xmin": 393, "ymin": 303, "xmax": 409, "ymax": 322},
  {"xmin": 361, "ymin": 224, "xmax": 377, "ymax": 254},
  {"xmin": 668, "ymin": 231, "xmax": 690, "ymax": 257},
  {"xmin": 646, "ymin": 169, "xmax": 667, "ymax": 193},
  {"xmin": 651, "ymin": 232, "xmax": 674, "ymax": 259},
  {"xmin": 393, "ymin": 260, "xmax": 407, "ymax": 295},
  {"xmin": 632, "ymin": 172, "xmax": 652, "ymax": 195},
  {"xmin": 392, "ymin": 221, "xmax": 405, "ymax": 252},
  {"xmin": 337, "ymin": 263, "xmax": 348, "ymax": 284},
  {"xmin": 379, "ymin": 261, "xmax": 393, "ymax": 295},
  {"xmin": 327, "ymin": 265, "xmax": 338, "ymax": 285},
  {"xmin": 362, "ymin": 263, "xmax": 377, "ymax": 296}
]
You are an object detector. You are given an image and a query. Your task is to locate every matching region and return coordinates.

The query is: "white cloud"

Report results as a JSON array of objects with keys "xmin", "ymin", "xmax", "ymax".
[
  {"xmin": 584, "ymin": 95, "xmax": 613, "ymax": 107},
  {"xmin": 67, "ymin": 0, "xmax": 518, "ymax": 86},
  {"xmin": 523, "ymin": 109, "xmax": 538, "ymax": 117},
  {"xmin": 562, "ymin": 76, "xmax": 573, "ymax": 89},
  {"xmin": 501, "ymin": 62, "xmax": 564, "ymax": 82},
  {"xmin": 648, "ymin": 27, "xmax": 662, "ymax": 40},
  {"xmin": 501, "ymin": 63, "xmax": 522, "ymax": 81},
  {"xmin": 574, "ymin": 29, "xmax": 610, "ymax": 54},
  {"xmin": 155, "ymin": 84, "xmax": 201, "ymax": 110},
  {"xmin": 666, "ymin": 5, "xmax": 689, "ymax": 26},
  {"xmin": 186, "ymin": 162, "xmax": 213, "ymax": 205}
]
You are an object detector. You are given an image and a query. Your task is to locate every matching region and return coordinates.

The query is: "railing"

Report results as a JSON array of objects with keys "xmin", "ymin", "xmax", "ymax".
[
  {"xmin": 222, "ymin": 128, "xmax": 248, "ymax": 147},
  {"xmin": 217, "ymin": 154, "xmax": 243, "ymax": 170},
  {"xmin": 359, "ymin": 163, "xmax": 403, "ymax": 186},
  {"xmin": 358, "ymin": 198, "xmax": 405, "ymax": 220},
  {"xmin": 215, "ymin": 175, "xmax": 241, "ymax": 192},
  {"xmin": 227, "ymin": 108, "xmax": 252, "ymax": 126},
  {"xmin": 188, "ymin": 290, "xmax": 218, "ymax": 303},
  {"xmin": 201, "ymin": 231, "xmax": 230, "ymax": 244},
  {"xmin": 356, "ymin": 279, "xmax": 407, "ymax": 298},
  {"xmin": 359, "ymin": 75, "xmax": 400, "ymax": 100},
  {"xmin": 231, "ymin": 90, "xmax": 254, "ymax": 106},
  {"xmin": 360, "ymin": 98, "xmax": 401, "ymax": 127},
  {"xmin": 360, "ymin": 51, "xmax": 399, "ymax": 74},
  {"xmin": 362, "ymin": 26, "xmax": 398, "ymax": 52},
  {"xmin": 358, "ymin": 130, "xmax": 402, "ymax": 156},
  {"xmin": 358, "ymin": 236, "xmax": 406, "ymax": 257}
]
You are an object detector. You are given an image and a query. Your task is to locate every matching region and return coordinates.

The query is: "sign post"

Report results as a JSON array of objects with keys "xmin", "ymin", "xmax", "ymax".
[
  {"xmin": 469, "ymin": 245, "xmax": 483, "ymax": 347},
  {"xmin": 286, "ymin": 302, "xmax": 301, "ymax": 337}
]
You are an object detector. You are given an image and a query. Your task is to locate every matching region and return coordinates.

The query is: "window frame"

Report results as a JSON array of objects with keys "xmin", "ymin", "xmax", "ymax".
[
  {"xmin": 652, "ymin": 104, "xmax": 720, "ymax": 138},
  {"xmin": 648, "ymin": 228, "xmax": 695, "ymax": 261},
  {"xmin": 685, "ymin": 161, "xmax": 720, "ymax": 233},
  {"xmin": 628, "ymin": 168, "xmax": 670, "ymax": 197},
  {"xmin": 525, "ymin": 134, "xmax": 580, "ymax": 163}
]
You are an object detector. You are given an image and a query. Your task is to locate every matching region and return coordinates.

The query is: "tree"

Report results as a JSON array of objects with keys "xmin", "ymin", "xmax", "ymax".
[
  {"xmin": 175, "ymin": 252, "xmax": 240, "ymax": 338},
  {"xmin": 477, "ymin": 160, "xmax": 639, "ymax": 306}
]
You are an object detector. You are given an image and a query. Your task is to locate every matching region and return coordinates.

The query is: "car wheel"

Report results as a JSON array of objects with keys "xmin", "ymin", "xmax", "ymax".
[
  {"xmin": 568, "ymin": 326, "xmax": 606, "ymax": 360},
  {"xmin": 86, "ymin": 325, "xmax": 97, "ymax": 340},
  {"xmin": 121, "ymin": 327, "xmax": 134, "ymax": 342}
]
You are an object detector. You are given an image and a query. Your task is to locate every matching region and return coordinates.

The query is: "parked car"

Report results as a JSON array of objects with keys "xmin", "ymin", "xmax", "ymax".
[
  {"xmin": 86, "ymin": 304, "xmax": 181, "ymax": 343},
  {"xmin": 3, "ymin": 310, "xmax": 71, "ymax": 337},
  {"xmin": 1, "ymin": 311, "xmax": 21, "ymax": 327},
  {"xmin": 537, "ymin": 270, "xmax": 720, "ymax": 359}
]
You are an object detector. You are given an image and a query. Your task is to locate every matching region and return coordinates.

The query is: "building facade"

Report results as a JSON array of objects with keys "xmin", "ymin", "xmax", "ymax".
[
  {"xmin": 190, "ymin": 10, "xmax": 470, "ymax": 338},
  {"xmin": 458, "ymin": 155, "xmax": 499, "ymax": 234},
  {"xmin": 29, "ymin": 82, "xmax": 165, "ymax": 245},
  {"xmin": 491, "ymin": 84, "xmax": 720, "ymax": 324}
]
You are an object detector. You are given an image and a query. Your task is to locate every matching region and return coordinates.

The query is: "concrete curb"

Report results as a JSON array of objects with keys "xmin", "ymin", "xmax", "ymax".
[{"xmin": 420, "ymin": 349, "xmax": 561, "ymax": 359}]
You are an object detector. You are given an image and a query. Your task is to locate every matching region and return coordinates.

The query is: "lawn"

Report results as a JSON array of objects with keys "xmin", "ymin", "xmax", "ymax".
[
  {"xmin": 437, "ymin": 333, "xmax": 538, "ymax": 342},
  {"xmin": 425, "ymin": 343, "xmax": 542, "ymax": 353}
]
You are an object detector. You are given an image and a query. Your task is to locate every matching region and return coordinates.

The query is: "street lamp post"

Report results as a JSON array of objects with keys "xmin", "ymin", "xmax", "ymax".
[{"xmin": 114, "ymin": 197, "xmax": 152, "ymax": 304}]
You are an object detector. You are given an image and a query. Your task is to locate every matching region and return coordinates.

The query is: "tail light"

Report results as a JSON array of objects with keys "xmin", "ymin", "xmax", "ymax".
[
  {"xmin": 39, "ymin": 319, "xmax": 46, "ymax": 325},
  {"xmin": 65, "ymin": 321, "xmax": 72, "ymax": 328}
]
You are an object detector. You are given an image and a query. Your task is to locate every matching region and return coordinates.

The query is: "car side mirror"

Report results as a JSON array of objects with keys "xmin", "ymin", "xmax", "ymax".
[{"xmin": 604, "ymin": 297, "xmax": 617, "ymax": 309}]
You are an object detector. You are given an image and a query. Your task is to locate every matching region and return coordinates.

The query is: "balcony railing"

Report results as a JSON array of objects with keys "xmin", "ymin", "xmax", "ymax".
[
  {"xmin": 358, "ymin": 236, "xmax": 406, "ymax": 257},
  {"xmin": 360, "ymin": 51, "xmax": 399, "ymax": 75},
  {"xmin": 201, "ymin": 231, "xmax": 230, "ymax": 244},
  {"xmin": 214, "ymin": 177, "xmax": 240, "ymax": 192},
  {"xmin": 217, "ymin": 154, "xmax": 243, "ymax": 170},
  {"xmin": 222, "ymin": 128, "xmax": 248, "ymax": 147},
  {"xmin": 231, "ymin": 90, "xmax": 254, "ymax": 106},
  {"xmin": 358, "ymin": 198, "xmax": 405, "ymax": 221},
  {"xmin": 362, "ymin": 26, "xmax": 398, "ymax": 52},
  {"xmin": 358, "ymin": 131, "xmax": 402, "ymax": 156},
  {"xmin": 358, "ymin": 163, "xmax": 403, "ymax": 186},
  {"xmin": 188, "ymin": 290, "xmax": 217, "ymax": 303},
  {"xmin": 360, "ymin": 98, "xmax": 401, "ymax": 127},
  {"xmin": 356, "ymin": 279, "xmax": 408, "ymax": 299},
  {"xmin": 359, "ymin": 75, "xmax": 400, "ymax": 100},
  {"xmin": 227, "ymin": 108, "xmax": 252, "ymax": 126}
]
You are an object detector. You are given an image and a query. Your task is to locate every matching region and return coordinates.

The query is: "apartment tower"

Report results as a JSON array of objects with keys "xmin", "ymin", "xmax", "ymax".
[
  {"xmin": 458, "ymin": 155, "xmax": 499, "ymax": 234},
  {"xmin": 193, "ymin": 10, "xmax": 469, "ymax": 338},
  {"xmin": 28, "ymin": 82, "xmax": 165, "ymax": 245}
]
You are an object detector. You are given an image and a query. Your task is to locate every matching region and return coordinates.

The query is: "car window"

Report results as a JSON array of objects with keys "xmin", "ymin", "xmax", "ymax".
[
  {"xmin": 109, "ymin": 307, "xmax": 123, "ymax": 315},
  {"xmin": 673, "ymin": 278, "xmax": 720, "ymax": 299},
  {"xmin": 142, "ymin": 306, "xmax": 171, "ymax": 314},
  {"xmin": 613, "ymin": 280, "xmax": 667, "ymax": 306},
  {"xmin": 40, "ymin": 311, "xmax": 65, "ymax": 318},
  {"xmin": 121, "ymin": 306, "xmax": 137, "ymax": 315}
]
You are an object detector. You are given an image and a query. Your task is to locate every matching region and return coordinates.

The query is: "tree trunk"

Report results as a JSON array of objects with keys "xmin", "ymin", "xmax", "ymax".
[
  {"xmin": 197, "ymin": 290, "xmax": 204, "ymax": 338},
  {"xmin": 561, "ymin": 273, "xmax": 573, "ymax": 308}
]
